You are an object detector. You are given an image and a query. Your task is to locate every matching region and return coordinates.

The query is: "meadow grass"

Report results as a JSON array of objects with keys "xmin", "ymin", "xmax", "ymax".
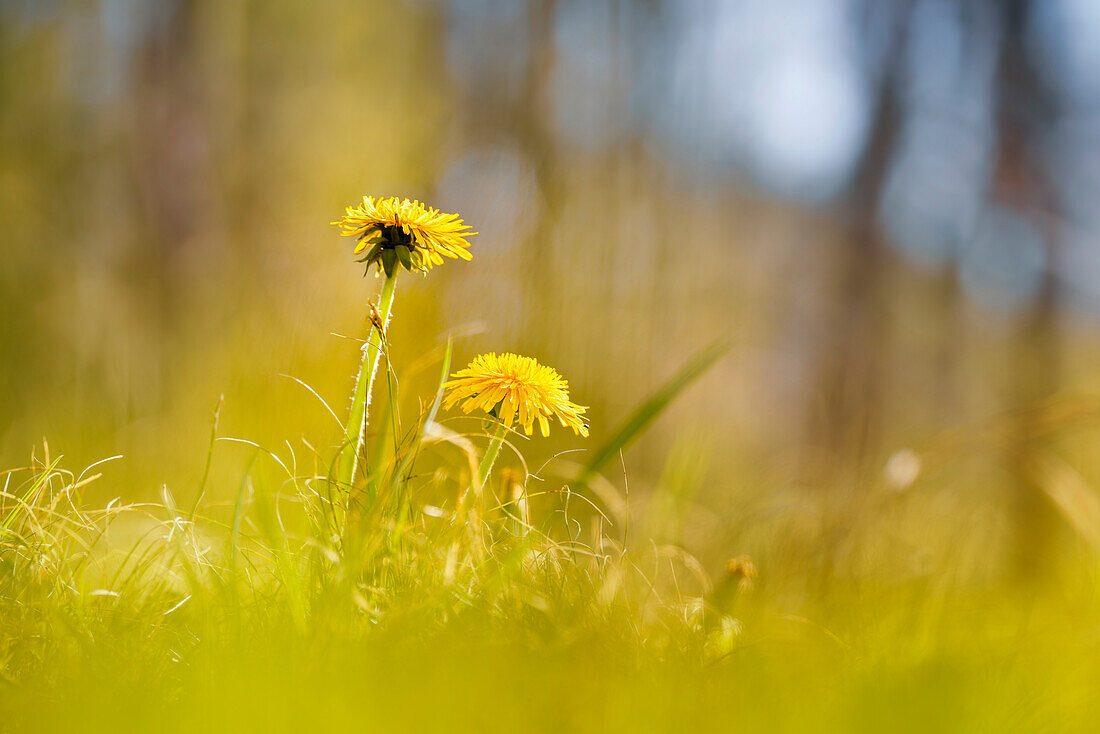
[
  {"xmin": 4, "ymin": 381, "xmax": 1100, "ymax": 732},
  {"xmin": 3, "ymin": 197, "xmax": 1099, "ymax": 733},
  {"xmin": 0, "ymin": 338, "xmax": 727, "ymax": 732}
]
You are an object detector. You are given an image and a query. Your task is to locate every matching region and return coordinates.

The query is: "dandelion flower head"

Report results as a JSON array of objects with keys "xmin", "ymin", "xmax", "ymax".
[
  {"xmin": 333, "ymin": 196, "xmax": 476, "ymax": 276},
  {"xmin": 443, "ymin": 353, "xmax": 589, "ymax": 437}
]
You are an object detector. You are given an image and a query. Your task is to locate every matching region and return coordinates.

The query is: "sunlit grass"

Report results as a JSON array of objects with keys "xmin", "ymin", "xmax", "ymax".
[
  {"xmin": 0, "ymin": 328, "xmax": 738, "ymax": 731},
  {"xmin": 5, "ymin": 374, "xmax": 1100, "ymax": 732},
  {"xmin": 3, "ymin": 196, "xmax": 1100, "ymax": 733}
]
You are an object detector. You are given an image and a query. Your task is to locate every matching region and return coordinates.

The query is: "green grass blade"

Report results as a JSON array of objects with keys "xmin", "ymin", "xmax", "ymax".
[
  {"xmin": 424, "ymin": 337, "xmax": 454, "ymax": 429},
  {"xmin": 160, "ymin": 486, "xmax": 205, "ymax": 599},
  {"xmin": 580, "ymin": 338, "xmax": 731, "ymax": 481},
  {"xmin": 386, "ymin": 338, "xmax": 453, "ymax": 491},
  {"xmin": 386, "ymin": 338, "xmax": 453, "ymax": 523},
  {"xmin": 253, "ymin": 483, "xmax": 309, "ymax": 631},
  {"xmin": 188, "ymin": 394, "xmax": 224, "ymax": 522},
  {"xmin": 227, "ymin": 452, "xmax": 257, "ymax": 581},
  {"xmin": 2, "ymin": 456, "xmax": 63, "ymax": 532}
]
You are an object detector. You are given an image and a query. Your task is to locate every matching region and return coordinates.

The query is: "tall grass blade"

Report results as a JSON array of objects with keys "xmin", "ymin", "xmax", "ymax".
[
  {"xmin": 253, "ymin": 485, "xmax": 309, "ymax": 631},
  {"xmin": 189, "ymin": 394, "xmax": 224, "ymax": 521},
  {"xmin": 579, "ymin": 338, "xmax": 731, "ymax": 481},
  {"xmin": 2, "ymin": 455, "xmax": 62, "ymax": 532},
  {"xmin": 227, "ymin": 452, "xmax": 257, "ymax": 582},
  {"xmin": 380, "ymin": 339, "xmax": 454, "ymax": 545},
  {"xmin": 392, "ymin": 337, "xmax": 453, "ymax": 491}
]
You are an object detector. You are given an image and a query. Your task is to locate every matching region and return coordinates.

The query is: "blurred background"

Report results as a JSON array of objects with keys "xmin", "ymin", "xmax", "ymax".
[{"xmin": 4, "ymin": 0, "xmax": 1100, "ymax": 589}]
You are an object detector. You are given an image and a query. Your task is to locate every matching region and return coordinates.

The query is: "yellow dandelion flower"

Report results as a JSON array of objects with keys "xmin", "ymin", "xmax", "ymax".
[
  {"xmin": 333, "ymin": 196, "xmax": 476, "ymax": 276},
  {"xmin": 443, "ymin": 353, "xmax": 589, "ymax": 438}
]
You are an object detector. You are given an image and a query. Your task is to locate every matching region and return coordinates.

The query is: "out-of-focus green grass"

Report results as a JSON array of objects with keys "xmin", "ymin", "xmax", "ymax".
[{"xmin": 18, "ymin": 602, "xmax": 1100, "ymax": 734}]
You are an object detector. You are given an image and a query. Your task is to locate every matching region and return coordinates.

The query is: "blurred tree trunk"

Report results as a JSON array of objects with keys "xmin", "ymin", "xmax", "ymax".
[
  {"xmin": 517, "ymin": 0, "xmax": 559, "ymax": 197},
  {"xmin": 805, "ymin": 1, "xmax": 910, "ymax": 483},
  {"xmin": 131, "ymin": 0, "xmax": 210, "ymax": 325},
  {"xmin": 517, "ymin": 0, "xmax": 562, "ymax": 347},
  {"xmin": 991, "ymin": 0, "xmax": 1062, "ymax": 584},
  {"xmin": 454, "ymin": 0, "xmax": 560, "ymax": 345}
]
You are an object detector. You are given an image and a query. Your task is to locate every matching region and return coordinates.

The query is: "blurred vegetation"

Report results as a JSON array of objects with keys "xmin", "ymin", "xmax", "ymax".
[
  {"xmin": 4, "ymin": 0, "xmax": 1099, "ymax": 579},
  {"xmin": 4, "ymin": 0, "xmax": 1100, "ymax": 729}
]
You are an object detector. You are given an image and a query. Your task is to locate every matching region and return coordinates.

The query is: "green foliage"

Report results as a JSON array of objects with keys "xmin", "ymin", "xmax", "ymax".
[{"xmin": 4, "ymin": 377, "xmax": 1100, "ymax": 732}]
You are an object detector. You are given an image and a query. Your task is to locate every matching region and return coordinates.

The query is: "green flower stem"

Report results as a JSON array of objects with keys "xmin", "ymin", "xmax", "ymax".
[
  {"xmin": 339, "ymin": 271, "xmax": 398, "ymax": 489},
  {"xmin": 477, "ymin": 421, "xmax": 509, "ymax": 488}
]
